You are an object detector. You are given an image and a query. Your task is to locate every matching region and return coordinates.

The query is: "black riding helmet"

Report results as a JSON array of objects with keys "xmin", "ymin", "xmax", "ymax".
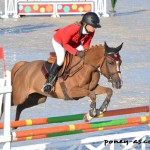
[{"xmin": 81, "ymin": 12, "xmax": 101, "ymax": 28}]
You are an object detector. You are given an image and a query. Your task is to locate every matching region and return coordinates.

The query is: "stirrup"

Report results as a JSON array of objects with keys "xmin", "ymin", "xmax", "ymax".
[
  {"xmin": 44, "ymin": 82, "xmax": 53, "ymax": 87},
  {"xmin": 41, "ymin": 82, "xmax": 53, "ymax": 94}
]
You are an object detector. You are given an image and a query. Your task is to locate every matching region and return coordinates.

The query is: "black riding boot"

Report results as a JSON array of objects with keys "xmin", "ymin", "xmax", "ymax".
[{"xmin": 42, "ymin": 61, "xmax": 61, "ymax": 94}]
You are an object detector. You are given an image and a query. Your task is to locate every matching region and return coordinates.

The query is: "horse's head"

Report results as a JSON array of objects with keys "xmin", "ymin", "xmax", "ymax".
[
  {"xmin": 101, "ymin": 42, "xmax": 123, "ymax": 89},
  {"xmin": 79, "ymin": 42, "xmax": 123, "ymax": 89}
]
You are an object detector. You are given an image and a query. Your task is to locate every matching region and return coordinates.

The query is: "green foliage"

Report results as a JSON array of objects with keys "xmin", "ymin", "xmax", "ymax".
[{"xmin": 111, "ymin": 0, "xmax": 117, "ymax": 11}]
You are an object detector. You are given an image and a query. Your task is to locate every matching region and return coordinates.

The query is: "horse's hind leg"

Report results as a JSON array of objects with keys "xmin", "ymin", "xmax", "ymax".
[
  {"xmin": 92, "ymin": 85, "xmax": 113, "ymax": 115},
  {"xmin": 14, "ymin": 93, "xmax": 46, "ymax": 129}
]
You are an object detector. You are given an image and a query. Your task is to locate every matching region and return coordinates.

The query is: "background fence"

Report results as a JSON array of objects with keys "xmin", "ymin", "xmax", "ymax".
[{"xmin": 1, "ymin": 0, "xmax": 109, "ymax": 18}]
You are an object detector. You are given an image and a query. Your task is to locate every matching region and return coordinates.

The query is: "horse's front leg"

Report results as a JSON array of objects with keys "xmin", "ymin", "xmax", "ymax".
[
  {"xmin": 68, "ymin": 87, "xmax": 97, "ymax": 121},
  {"xmin": 92, "ymin": 84, "xmax": 113, "ymax": 115}
]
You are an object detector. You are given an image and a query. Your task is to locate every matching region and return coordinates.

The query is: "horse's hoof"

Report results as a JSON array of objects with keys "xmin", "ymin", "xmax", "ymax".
[
  {"xmin": 96, "ymin": 108, "xmax": 106, "ymax": 116},
  {"xmin": 103, "ymin": 108, "xmax": 107, "ymax": 112},
  {"xmin": 83, "ymin": 113, "xmax": 93, "ymax": 122},
  {"xmin": 89, "ymin": 110, "xmax": 97, "ymax": 117},
  {"xmin": 99, "ymin": 107, "xmax": 107, "ymax": 114}
]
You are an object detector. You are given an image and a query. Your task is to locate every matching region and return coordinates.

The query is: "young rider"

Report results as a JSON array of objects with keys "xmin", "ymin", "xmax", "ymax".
[{"xmin": 42, "ymin": 12, "xmax": 101, "ymax": 94}]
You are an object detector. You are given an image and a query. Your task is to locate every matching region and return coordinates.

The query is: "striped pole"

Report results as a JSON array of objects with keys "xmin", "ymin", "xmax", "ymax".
[
  {"xmin": 13, "ymin": 122, "xmax": 147, "ymax": 142},
  {"xmin": 12, "ymin": 115, "xmax": 150, "ymax": 139},
  {"xmin": 0, "ymin": 106, "xmax": 149, "ymax": 129}
]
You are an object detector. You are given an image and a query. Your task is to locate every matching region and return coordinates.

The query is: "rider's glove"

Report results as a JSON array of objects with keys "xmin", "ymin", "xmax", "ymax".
[{"xmin": 76, "ymin": 51, "xmax": 85, "ymax": 58}]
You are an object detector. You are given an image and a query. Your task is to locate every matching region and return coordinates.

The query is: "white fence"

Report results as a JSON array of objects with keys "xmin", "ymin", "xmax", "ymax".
[
  {"xmin": 1, "ymin": 0, "xmax": 109, "ymax": 18},
  {"xmin": 0, "ymin": 71, "xmax": 11, "ymax": 150}
]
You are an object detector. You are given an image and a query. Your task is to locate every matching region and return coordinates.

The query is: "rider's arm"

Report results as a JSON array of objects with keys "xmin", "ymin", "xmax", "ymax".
[{"xmin": 62, "ymin": 28, "xmax": 79, "ymax": 55}]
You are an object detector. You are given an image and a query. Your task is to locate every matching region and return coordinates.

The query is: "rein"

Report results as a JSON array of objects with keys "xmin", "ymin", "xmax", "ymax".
[
  {"xmin": 82, "ymin": 52, "xmax": 121, "ymax": 82},
  {"xmin": 82, "ymin": 55, "xmax": 101, "ymax": 73},
  {"xmin": 64, "ymin": 51, "xmax": 121, "ymax": 81},
  {"xmin": 64, "ymin": 57, "xmax": 84, "ymax": 76},
  {"xmin": 67, "ymin": 53, "xmax": 103, "ymax": 76},
  {"xmin": 65, "ymin": 53, "xmax": 105, "ymax": 77}
]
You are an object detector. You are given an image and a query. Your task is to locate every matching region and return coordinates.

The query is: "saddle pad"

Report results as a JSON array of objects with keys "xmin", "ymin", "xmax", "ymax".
[
  {"xmin": 41, "ymin": 61, "xmax": 52, "ymax": 79},
  {"xmin": 41, "ymin": 52, "xmax": 73, "ymax": 80}
]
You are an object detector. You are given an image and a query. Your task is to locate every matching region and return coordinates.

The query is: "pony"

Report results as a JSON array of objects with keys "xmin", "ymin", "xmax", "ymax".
[{"xmin": 10, "ymin": 42, "xmax": 123, "ymax": 122}]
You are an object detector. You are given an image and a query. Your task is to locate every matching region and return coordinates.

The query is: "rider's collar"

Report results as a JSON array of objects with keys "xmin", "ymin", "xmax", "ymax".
[{"xmin": 82, "ymin": 26, "xmax": 89, "ymax": 34}]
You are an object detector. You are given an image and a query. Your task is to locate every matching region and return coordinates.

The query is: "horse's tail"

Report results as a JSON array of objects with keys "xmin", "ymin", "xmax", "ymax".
[{"xmin": 11, "ymin": 61, "xmax": 27, "ymax": 84}]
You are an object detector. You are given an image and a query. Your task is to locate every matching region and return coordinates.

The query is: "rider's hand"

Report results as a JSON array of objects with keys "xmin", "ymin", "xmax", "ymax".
[{"xmin": 76, "ymin": 51, "xmax": 85, "ymax": 58}]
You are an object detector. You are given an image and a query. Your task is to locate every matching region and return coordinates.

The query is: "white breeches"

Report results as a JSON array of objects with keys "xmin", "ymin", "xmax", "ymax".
[{"xmin": 52, "ymin": 38, "xmax": 84, "ymax": 66}]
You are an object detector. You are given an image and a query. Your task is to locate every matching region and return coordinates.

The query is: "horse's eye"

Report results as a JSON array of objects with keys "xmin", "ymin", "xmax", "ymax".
[{"xmin": 108, "ymin": 61, "xmax": 114, "ymax": 65}]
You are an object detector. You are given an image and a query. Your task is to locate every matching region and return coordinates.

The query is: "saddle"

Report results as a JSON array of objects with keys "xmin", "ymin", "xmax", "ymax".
[{"xmin": 41, "ymin": 52, "xmax": 73, "ymax": 80}]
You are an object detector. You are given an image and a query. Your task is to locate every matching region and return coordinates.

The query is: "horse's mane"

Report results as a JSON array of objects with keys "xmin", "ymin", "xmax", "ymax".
[
  {"xmin": 88, "ymin": 44, "xmax": 103, "ymax": 51},
  {"xmin": 86, "ymin": 44, "xmax": 104, "ymax": 55}
]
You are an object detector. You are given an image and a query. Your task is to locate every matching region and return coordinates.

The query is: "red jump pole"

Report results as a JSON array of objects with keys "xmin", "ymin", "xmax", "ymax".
[
  {"xmin": 0, "ymin": 106, "xmax": 149, "ymax": 129},
  {"xmin": 13, "ymin": 122, "xmax": 147, "ymax": 142},
  {"xmin": 12, "ymin": 115, "xmax": 150, "ymax": 139}
]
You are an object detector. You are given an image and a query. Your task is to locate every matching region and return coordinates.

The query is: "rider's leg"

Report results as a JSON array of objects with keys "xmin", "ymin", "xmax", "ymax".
[
  {"xmin": 53, "ymin": 38, "xmax": 66, "ymax": 66},
  {"xmin": 43, "ymin": 38, "xmax": 66, "ymax": 94},
  {"xmin": 43, "ymin": 61, "xmax": 61, "ymax": 94}
]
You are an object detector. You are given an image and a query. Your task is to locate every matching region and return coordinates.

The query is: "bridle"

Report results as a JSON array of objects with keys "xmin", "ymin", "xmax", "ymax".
[
  {"xmin": 65, "ymin": 52, "xmax": 122, "ymax": 82},
  {"xmin": 104, "ymin": 53, "xmax": 122, "ymax": 82},
  {"xmin": 82, "ymin": 52, "xmax": 122, "ymax": 82}
]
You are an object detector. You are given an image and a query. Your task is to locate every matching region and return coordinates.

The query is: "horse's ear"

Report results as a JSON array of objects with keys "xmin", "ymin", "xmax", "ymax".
[
  {"xmin": 115, "ymin": 42, "xmax": 123, "ymax": 53},
  {"xmin": 104, "ymin": 41, "xmax": 109, "ymax": 53}
]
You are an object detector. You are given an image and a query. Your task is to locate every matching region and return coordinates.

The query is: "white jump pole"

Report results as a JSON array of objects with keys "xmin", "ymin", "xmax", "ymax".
[
  {"xmin": 102, "ymin": 0, "xmax": 109, "ymax": 17},
  {"xmin": 0, "ymin": 71, "xmax": 12, "ymax": 150},
  {"xmin": 0, "ymin": 0, "xmax": 9, "ymax": 18},
  {"xmin": 96, "ymin": 0, "xmax": 109, "ymax": 17},
  {"xmin": 1, "ymin": 0, "xmax": 18, "ymax": 18}
]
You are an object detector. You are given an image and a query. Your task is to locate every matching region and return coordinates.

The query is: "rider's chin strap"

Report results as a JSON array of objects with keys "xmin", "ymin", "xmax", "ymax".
[{"xmin": 84, "ymin": 24, "xmax": 91, "ymax": 34}]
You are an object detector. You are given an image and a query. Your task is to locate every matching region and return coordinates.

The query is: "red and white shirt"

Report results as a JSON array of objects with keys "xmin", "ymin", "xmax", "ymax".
[{"xmin": 53, "ymin": 24, "xmax": 94, "ymax": 55}]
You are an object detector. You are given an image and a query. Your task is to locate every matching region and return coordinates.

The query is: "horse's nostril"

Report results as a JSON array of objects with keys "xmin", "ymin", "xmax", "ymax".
[
  {"xmin": 112, "ymin": 80, "xmax": 122, "ymax": 89},
  {"xmin": 118, "ymin": 81, "xmax": 123, "ymax": 89}
]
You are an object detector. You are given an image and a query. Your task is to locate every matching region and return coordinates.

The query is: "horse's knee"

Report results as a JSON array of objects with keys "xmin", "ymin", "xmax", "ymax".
[
  {"xmin": 88, "ymin": 91, "xmax": 96, "ymax": 102},
  {"xmin": 107, "ymin": 88, "xmax": 113, "ymax": 97}
]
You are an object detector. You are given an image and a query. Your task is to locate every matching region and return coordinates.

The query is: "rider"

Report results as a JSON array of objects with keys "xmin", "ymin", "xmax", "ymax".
[{"xmin": 42, "ymin": 12, "xmax": 101, "ymax": 94}]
